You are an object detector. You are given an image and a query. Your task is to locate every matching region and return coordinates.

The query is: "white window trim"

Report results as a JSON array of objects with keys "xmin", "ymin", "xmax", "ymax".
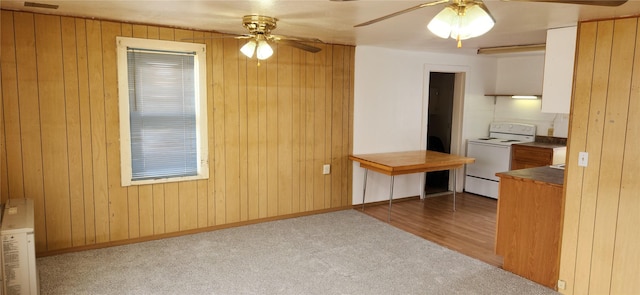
[{"xmin": 116, "ymin": 36, "xmax": 209, "ymax": 186}]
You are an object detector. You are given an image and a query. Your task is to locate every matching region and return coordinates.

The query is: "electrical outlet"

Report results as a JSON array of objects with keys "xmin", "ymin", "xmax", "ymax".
[
  {"xmin": 578, "ymin": 152, "xmax": 589, "ymax": 167},
  {"xmin": 322, "ymin": 164, "xmax": 330, "ymax": 175},
  {"xmin": 557, "ymin": 280, "xmax": 566, "ymax": 290}
]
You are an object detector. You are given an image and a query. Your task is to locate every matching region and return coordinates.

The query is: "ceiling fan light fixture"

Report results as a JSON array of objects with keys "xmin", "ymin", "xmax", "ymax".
[
  {"xmin": 427, "ymin": 6, "xmax": 457, "ymax": 39},
  {"xmin": 256, "ymin": 39, "xmax": 273, "ymax": 60},
  {"xmin": 457, "ymin": 4, "xmax": 495, "ymax": 39},
  {"xmin": 427, "ymin": 2, "xmax": 495, "ymax": 47},
  {"xmin": 240, "ymin": 40, "xmax": 257, "ymax": 58}
]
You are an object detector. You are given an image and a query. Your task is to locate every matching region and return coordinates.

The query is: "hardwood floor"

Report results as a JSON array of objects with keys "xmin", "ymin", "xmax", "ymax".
[{"xmin": 357, "ymin": 192, "xmax": 503, "ymax": 267}]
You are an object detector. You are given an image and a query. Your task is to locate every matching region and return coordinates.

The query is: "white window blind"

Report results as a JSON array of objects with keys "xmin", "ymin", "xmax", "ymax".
[
  {"xmin": 117, "ymin": 36, "xmax": 208, "ymax": 186},
  {"xmin": 127, "ymin": 49, "xmax": 197, "ymax": 180}
]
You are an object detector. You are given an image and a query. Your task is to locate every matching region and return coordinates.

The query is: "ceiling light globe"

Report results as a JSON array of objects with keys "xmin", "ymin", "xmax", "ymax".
[
  {"xmin": 256, "ymin": 40, "xmax": 273, "ymax": 60},
  {"xmin": 428, "ymin": 3, "xmax": 495, "ymax": 42},
  {"xmin": 427, "ymin": 6, "xmax": 457, "ymax": 39},
  {"xmin": 459, "ymin": 4, "xmax": 495, "ymax": 38},
  {"xmin": 240, "ymin": 40, "xmax": 257, "ymax": 58}
]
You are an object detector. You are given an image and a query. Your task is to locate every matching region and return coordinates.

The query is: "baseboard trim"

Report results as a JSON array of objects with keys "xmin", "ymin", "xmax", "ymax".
[{"xmin": 37, "ymin": 206, "xmax": 352, "ymax": 257}]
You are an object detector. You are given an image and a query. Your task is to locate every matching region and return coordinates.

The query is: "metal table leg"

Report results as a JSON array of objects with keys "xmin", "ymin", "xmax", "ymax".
[
  {"xmin": 361, "ymin": 169, "xmax": 368, "ymax": 211},
  {"xmin": 452, "ymin": 168, "xmax": 457, "ymax": 212},
  {"xmin": 388, "ymin": 175, "xmax": 395, "ymax": 222}
]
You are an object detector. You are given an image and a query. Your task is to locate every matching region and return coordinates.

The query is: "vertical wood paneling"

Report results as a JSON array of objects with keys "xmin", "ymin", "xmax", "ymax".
[
  {"xmin": 164, "ymin": 182, "xmax": 179, "ymax": 233},
  {"xmin": 266, "ymin": 58, "xmax": 279, "ymax": 217},
  {"xmin": 610, "ymin": 21, "xmax": 640, "ymax": 294},
  {"xmin": 102, "ymin": 21, "xmax": 129, "ymax": 242},
  {"xmin": 75, "ymin": 18, "xmax": 96, "ymax": 245},
  {"xmin": 588, "ymin": 18, "xmax": 636, "ymax": 295},
  {"xmin": 560, "ymin": 16, "xmax": 640, "ymax": 295},
  {"xmin": 313, "ymin": 46, "xmax": 326, "ymax": 211},
  {"xmin": 331, "ymin": 45, "xmax": 344, "ymax": 208},
  {"xmin": 205, "ymin": 32, "xmax": 217, "ymax": 226},
  {"xmin": 212, "ymin": 35, "xmax": 227, "ymax": 225},
  {"xmin": 138, "ymin": 185, "xmax": 153, "ymax": 236},
  {"xmin": 178, "ymin": 181, "xmax": 197, "ymax": 231},
  {"xmin": 257, "ymin": 53, "xmax": 268, "ymax": 218},
  {"xmin": 572, "ymin": 20, "xmax": 613, "ymax": 295},
  {"xmin": 14, "ymin": 12, "xmax": 47, "ymax": 252},
  {"xmin": 223, "ymin": 38, "xmax": 241, "ymax": 223},
  {"xmin": 305, "ymin": 51, "xmax": 315, "ymax": 211},
  {"xmin": 0, "ymin": 86, "xmax": 6, "ymax": 203},
  {"xmin": 85, "ymin": 19, "xmax": 110, "ymax": 244},
  {"xmin": 323, "ymin": 45, "xmax": 333, "ymax": 210},
  {"xmin": 36, "ymin": 13, "xmax": 72, "ymax": 250},
  {"xmin": 345, "ymin": 48, "xmax": 355, "ymax": 207},
  {"xmin": 246, "ymin": 48, "xmax": 260, "ymax": 220},
  {"xmin": 61, "ymin": 16, "xmax": 87, "ymax": 247},
  {"xmin": 238, "ymin": 44, "xmax": 249, "ymax": 222},
  {"xmin": 152, "ymin": 183, "xmax": 165, "ymax": 234},
  {"xmin": 277, "ymin": 45, "xmax": 293, "ymax": 215},
  {"xmin": 291, "ymin": 49, "xmax": 302, "ymax": 214},
  {"xmin": 1, "ymin": 11, "xmax": 354, "ymax": 254},
  {"xmin": 1, "ymin": 11, "xmax": 25, "ymax": 201}
]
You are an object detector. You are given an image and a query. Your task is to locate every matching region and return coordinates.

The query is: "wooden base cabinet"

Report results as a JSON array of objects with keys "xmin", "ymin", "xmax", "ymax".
[
  {"xmin": 495, "ymin": 167, "xmax": 564, "ymax": 290},
  {"xmin": 511, "ymin": 143, "xmax": 566, "ymax": 170}
]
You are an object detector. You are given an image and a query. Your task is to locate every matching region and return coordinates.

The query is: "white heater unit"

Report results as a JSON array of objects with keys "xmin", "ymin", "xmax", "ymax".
[{"xmin": 1, "ymin": 198, "xmax": 39, "ymax": 295}]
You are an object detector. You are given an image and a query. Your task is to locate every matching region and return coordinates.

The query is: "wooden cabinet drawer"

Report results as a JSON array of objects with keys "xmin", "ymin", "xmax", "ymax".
[
  {"xmin": 512, "ymin": 146, "xmax": 552, "ymax": 162},
  {"xmin": 511, "ymin": 144, "xmax": 566, "ymax": 170}
]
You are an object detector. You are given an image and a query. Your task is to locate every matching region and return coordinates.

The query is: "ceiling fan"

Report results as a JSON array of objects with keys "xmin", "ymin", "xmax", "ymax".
[
  {"xmin": 229, "ymin": 15, "xmax": 323, "ymax": 61},
  {"xmin": 351, "ymin": 0, "xmax": 628, "ymax": 47}
]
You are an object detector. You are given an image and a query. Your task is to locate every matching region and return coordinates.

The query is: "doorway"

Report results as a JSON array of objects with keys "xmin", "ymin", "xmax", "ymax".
[{"xmin": 425, "ymin": 72, "xmax": 455, "ymax": 194}]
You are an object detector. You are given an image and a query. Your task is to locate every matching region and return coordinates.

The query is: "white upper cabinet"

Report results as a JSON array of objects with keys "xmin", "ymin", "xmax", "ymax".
[
  {"xmin": 494, "ymin": 54, "xmax": 544, "ymax": 96},
  {"xmin": 541, "ymin": 26, "xmax": 577, "ymax": 114}
]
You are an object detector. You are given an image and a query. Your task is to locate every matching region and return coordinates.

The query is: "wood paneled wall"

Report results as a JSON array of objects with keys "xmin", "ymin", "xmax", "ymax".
[
  {"xmin": 0, "ymin": 10, "xmax": 354, "ymax": 254},
  {"xmin": 559, "ymin": 16, "xmax": 640, "ymax": 295}
]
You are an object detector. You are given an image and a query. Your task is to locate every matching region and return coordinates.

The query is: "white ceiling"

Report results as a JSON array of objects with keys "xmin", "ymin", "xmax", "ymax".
[{"xmin": 3, "ymin": 0, "xmax": 640, "ymax": 55}]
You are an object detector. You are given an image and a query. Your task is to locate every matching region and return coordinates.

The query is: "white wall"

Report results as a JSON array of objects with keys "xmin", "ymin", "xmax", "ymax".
[
  {"xmin": 492, "ymin": 54, "xmax": 570, "ymax": 137},
  {"xmin": 352, "ymin": 46, "xmax": 497, "ymax": 205}
]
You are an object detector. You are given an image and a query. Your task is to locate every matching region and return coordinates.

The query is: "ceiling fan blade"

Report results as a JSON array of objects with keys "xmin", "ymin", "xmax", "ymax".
[
  {"xmin": 354, "ymin": 0, "xmax": 450, "ymax": 27},
  {"xmin": 271, "ymin": 34, "xmax": 324, "ymax": 44},
  {"xmin": 275, "ymin": 39, "xmax": 323, "ymax": 53},
  {"xmin": 504, "ymin": 0, "xmax": 627, "ymax": 6},
  {"xmin": 181, "ymin": 34, "xmax": 253, "ymax": 41}
]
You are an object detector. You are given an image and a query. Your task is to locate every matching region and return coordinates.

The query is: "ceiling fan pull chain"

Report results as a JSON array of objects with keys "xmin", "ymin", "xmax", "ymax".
[{"xmin": 457, "ymin": 35, "xmax": 462, "ymax": 48}]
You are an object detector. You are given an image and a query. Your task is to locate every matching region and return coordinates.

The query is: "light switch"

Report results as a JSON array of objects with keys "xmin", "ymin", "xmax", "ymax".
[
  {"xmin": 322, "ymin": 164, "xmax": 330, "ymax": 175},
  {"xmin": 578, "ymin": 152, "xmax": 588, "ymax": 167}
]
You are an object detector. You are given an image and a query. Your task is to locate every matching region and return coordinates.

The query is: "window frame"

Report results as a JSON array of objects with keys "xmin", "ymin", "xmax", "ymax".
[{"xmin": 116, "ymin": 36, "xmax": 209, "ymax": 187}]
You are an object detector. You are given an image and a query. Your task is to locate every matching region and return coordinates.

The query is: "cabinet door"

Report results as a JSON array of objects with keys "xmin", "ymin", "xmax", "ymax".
[
  {"xmin": 511, "ymin": 145, "xmax": 553, "ymax": 168},
  {"xmin": 541, "ymin": 26, "xmax": 577, "ymax": 114}
]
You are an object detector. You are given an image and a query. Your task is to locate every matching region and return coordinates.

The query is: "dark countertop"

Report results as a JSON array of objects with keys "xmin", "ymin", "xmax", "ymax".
[
  {"xmin": 514, "ymin": 142, "xmax": 567, "ymax": 149},
  {"xmin": 533, "ymin": 136, "xmax": 567, "ymax": 145},
  {"xmin": 496, "ymin": 166, "xmax": 565, "ymax": 187}
]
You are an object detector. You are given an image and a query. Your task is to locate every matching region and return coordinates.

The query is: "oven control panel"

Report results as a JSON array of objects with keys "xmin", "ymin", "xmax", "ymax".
[{"xmin": 489, "ymin": 122, "xmax": 536, "ymax": 137}]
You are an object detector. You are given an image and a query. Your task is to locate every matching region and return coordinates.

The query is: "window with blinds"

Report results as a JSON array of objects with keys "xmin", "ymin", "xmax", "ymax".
[{"xmin": 117, "ymin": 37, "xmax": 208, "ymax": 186}]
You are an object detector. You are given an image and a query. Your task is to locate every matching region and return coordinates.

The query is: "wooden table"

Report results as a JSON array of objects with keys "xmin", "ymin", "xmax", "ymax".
[{"xmin": 349, "ymin": 150, "xmax": 475, "ymax": 221}]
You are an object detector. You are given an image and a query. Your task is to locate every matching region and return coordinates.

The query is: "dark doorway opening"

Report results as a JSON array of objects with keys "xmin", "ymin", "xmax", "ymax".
[{"xmin": 425, "ymin": 72, "xmax": 455, "ymax": 194}]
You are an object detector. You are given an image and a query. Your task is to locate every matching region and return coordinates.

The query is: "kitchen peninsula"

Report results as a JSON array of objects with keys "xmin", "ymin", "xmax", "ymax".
[{"xmin": 495, "ymin": 166, "xmax": 564, "ymax": 290}]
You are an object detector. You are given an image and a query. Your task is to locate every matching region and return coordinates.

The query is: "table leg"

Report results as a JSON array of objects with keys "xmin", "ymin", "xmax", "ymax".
[
  {"xmin": 452, "ymin": 168, "xmax": 457, "ymax": 212},
  {"xmin": 388, "ymin": 175, "xmax": 395, "ymax": 222},
  {"xmin": 362, "ymin": 169, "xmax": 368, "ymax": 211}
]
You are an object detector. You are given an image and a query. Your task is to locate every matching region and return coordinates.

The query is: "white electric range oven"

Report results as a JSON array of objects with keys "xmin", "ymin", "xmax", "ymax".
[{"xmin": 464, "ymin": 122, "xmax": 536, "ymax": 199}]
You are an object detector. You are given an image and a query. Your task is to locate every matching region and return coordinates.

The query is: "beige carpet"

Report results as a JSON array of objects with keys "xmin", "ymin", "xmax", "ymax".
[{"xmin": 37, "ymin": 210, "xmax": 558, "ymax": 295}]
